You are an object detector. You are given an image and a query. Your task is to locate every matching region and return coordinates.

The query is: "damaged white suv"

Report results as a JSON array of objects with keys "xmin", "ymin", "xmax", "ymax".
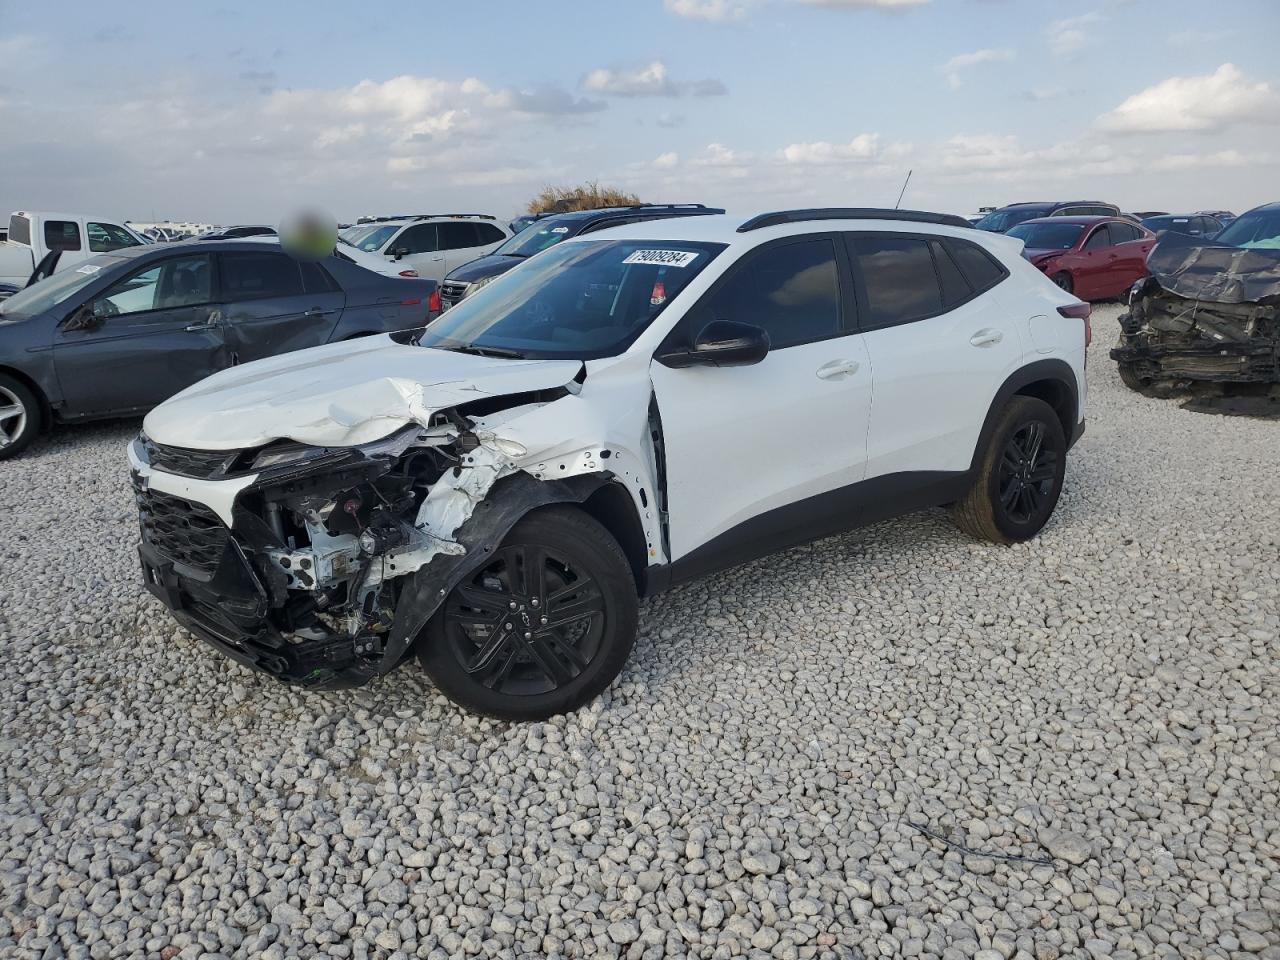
[{"xmin": 131, "ymin": 209, "xmax": 1089, "ymax": 720}]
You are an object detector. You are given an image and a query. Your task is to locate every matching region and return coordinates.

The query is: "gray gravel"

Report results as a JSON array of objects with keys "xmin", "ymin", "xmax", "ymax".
[{"xmin": 1, "ymin": 305, "xmax": 1277, "ymax": 960}]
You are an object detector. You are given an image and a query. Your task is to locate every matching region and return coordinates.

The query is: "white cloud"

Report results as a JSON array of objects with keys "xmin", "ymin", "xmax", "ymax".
[
  {"xmin": 937, "ymin": 133, "xmax": 1138, "ymax": 181},
  {"xmin": 940, "ymin": 48, "xmax": 1013, "ymax": 89},
  {"xmin": 692, "ymin": 143, "xmax": 752, "ymax": 167},
  {"xmin": 781, "ymin": 133, "xmax": 882, "ymax": 164},
  {"xmin": 1097, "ymin": 64, "xmax": 1280, "ymax": 134},
  {"xmin": 582, "ymin": 61, "xmax": 727, "ymax": 98},
  {"xmin": 1047, "ymin": 12, "xmax": 1103, "ymax": 58},
  {"xmin": 653, "ymin": 151, "xmax": 680, "ymax": 169},
  {"xmin": 663, "ymin": 0, "xmax": 746, "ymax": 22},
  {"xmin": 1148, "ymin": 149, "xmax": 1253, "ymax": 172}
]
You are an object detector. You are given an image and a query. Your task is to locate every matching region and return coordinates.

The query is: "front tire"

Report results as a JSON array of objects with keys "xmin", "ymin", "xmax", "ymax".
[
  {"xmin": 0, "ymin": 374, "xmax": 40, "ymax": 460},
  {"xmin": 1052, "ymin": 272, "xmax": 1074, "ymax": 294},
  {"xmin": 1116, "ymin": 363, "xmax": 1150, "ymax": 393},
  {"xmin": 951, "ymin": 397, "xmax": 1067, "ymax": 544},
  {"xmin": 416, "ymin": 506, "xmax": 638, "ymax": 720}
]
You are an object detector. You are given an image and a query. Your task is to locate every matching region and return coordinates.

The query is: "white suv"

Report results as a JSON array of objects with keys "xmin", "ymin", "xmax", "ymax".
[
  {"xmin": 131, "ymin": 208, "xmax": 1088, "ymax": 720},
  {"xmin": 341, "ymin": 214, "xmax": 510, "ymax": 282}
]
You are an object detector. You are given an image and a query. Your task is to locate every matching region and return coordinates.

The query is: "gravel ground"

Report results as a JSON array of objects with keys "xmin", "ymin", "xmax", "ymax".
[{"xmin": 0, "ymin": 305, "xmax": 1276, "ymax": 960}]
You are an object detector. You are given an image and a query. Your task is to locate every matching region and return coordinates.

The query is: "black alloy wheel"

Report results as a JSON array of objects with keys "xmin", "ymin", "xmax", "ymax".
[
  {"xmin": 417, "ymin": 506, "xmax": 638, "ymax": 720},
  {"xmin": 997, "ymin": 420, "xmax": 1058, "ymax": 525}
]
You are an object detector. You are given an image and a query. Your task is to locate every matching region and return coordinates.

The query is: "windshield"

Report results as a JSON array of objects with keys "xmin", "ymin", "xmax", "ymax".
[
  {"xmin": 0, "ymin": 256, "xmax": 126, "ymax": 320},
  {"xmin": 493, "ymin": 218, "xmax": 581, "ymax": 258},
  {"xmin": 1142, "ymin": 216, "xmax": 1195, "ymax": 233},
  {"xmin": 418, "ymin": 239, "xmax": 725, "ymax": 360},
  {"xmin": 344, "ymin": 224, "xmax": 400, "ymax": 252},
  {"xmin": 975, "ymin": 208, "xmax": 1046, "ymax": 233},
  {"xmin": 1214, "ymin": 208, "xmax": 1280, "ymax": 249},
  {"xmin": 1007, "ymin": 222, "xmax": 1084, "ymax": 250}
]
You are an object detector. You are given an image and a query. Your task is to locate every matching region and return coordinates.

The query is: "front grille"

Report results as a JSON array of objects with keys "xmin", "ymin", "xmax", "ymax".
[
  {"xmin": 440, "ymin": 281, "xmax": 470, "ymax": 309},
  {"xmin": 142, "ymin": 437, "xmax": 239, "ymax": 479},
  {"xmin": 134, "ymin": 477, "xmax": 230, "ymax": 576}
]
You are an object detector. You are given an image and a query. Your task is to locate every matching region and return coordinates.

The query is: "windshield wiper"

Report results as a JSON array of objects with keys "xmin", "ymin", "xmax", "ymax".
[{"xmin": 446, "ymin": 343, "xmax": 526, "ymax": 359}]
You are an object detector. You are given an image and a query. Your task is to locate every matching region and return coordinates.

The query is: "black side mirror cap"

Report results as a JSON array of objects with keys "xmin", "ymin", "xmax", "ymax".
[
  {"xmin": 656, "ymin": 319, "xmax": 770, "ymax": 368},
  {"xmin": 64, "ymin": 306, "xmax": 103, "ymax": 332}
]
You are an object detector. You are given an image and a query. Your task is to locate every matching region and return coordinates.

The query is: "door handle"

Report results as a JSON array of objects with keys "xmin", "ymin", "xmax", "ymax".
[
  {"xmin": 815, "ymin": 359, "xmax": 860, "ymax": 380},
  {"xmin": 304, "ymin": 307, "xmax": 334, "ymax": 318},
  {"xmin": 185, "ymin": 309, "xmax": 222, "ymax": 332},
  {"xmin": 969, "ymin": 329, "xmax": 1003, "ymax": 348}
]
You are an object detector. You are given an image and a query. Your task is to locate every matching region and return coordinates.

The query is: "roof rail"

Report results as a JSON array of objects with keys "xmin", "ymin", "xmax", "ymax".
[
  {"xmin": 409, "ymin": 213, "xmax": 497, "ymax": 221},
  {"xmin": 737, "ymin": 208, "xmax": 973, "ymax": 233},
  {"xmin": 622, "ymin": 203, "xmax": 713, "ymax": 210}
]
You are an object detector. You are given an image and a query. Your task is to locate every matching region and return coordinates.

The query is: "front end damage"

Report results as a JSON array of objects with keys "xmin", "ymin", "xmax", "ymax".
[
  {"xmin": 1111, "ymin": 236, "xmax": 1280, "ymax": 392},
  {"xmin": 130, "ymin": 375, "xmax": 659, "ymax": 689}
]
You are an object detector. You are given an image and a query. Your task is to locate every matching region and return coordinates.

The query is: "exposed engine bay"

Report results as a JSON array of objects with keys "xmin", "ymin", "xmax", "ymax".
[
  {"xmin": 1112, "ymin": 234, "xmax": 1280, "ymax": 393},
  {"xmin": 130, "ymin": 379, "xmax": 660, "ymax": 689}
]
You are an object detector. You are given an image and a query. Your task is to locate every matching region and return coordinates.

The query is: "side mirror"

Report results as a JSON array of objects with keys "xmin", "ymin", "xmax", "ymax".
[
  {"xmin": 656, "ymin": 320, "xmax": 770, "ymax": 369},
  {"xmin": 391, "ymin": 247, "xmax": 408, "ymax": 260}
]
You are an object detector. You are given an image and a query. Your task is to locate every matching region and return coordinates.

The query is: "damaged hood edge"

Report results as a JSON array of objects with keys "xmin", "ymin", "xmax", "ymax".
[
  {"xmin": 143, "ymin": 336, "xmax": 584, "ymax": 450},
  {"xmin": 1144, "ymin": 233, "xmax": 1280, "ymax": 305}
]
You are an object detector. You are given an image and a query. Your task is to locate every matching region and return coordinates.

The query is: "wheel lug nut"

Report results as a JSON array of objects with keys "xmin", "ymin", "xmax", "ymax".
[
  {"xmin": 531, "ymin": 598, "xmax": 539, "ymax": 607},
  {"xmin": 540, "ymin": 616, "xmax": 548, "ymax": 625},
  {"xmin": 508, "ymin": 601, "xmax": 517, "ymax": 610},
  {"xmin": 504, "ymin": 623, "xmax": 513, "ymax": 630},
  {"xmin": 523, "ymin": 631, "xmax": 532, "ymax": 639}
]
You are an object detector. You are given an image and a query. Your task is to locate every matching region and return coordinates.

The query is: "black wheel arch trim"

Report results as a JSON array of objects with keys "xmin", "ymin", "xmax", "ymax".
[
  {"xmin": 970, "ymin": 359, "xmax": 1081, "ymax": 474},
  {"xmin": 382, "ymin": 471, "xmax": 612, "ymax": 676}
]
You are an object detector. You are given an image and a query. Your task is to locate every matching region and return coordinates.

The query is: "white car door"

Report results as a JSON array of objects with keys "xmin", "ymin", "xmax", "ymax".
[
  {"xmin": 849, "ymin": 232, "xmax": 1025, "ymax": 478},
  {"xmin": 393, "ymin": 223, "xmax": 447, "ymax": 281},
  {"xmin": 649, "ymin": 234, "xmax": 873, "ymax": 566}
]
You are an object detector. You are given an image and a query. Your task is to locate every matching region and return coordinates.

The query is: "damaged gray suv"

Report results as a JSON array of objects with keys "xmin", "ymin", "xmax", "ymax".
[{"xmin": 132, "ymin": 209, "xmax": 1088, "ymax": 719}]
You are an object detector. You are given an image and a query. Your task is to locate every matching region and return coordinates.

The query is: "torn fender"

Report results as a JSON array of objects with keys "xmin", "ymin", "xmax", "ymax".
[{"xmin": 379, "ymin": 471, "xmax": 610, "ymax": 674}]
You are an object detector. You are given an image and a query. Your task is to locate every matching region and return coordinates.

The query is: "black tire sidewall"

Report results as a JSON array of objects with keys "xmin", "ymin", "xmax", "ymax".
[
  {"xmin": 1053, "ymin": 272, "xmax": 1073, "ymax": 294},
  {"xmin": 417, "ymin": 506, "xmax": 638, "ymax": 720},
  {"xmin": 0, "ymin": 374, "xmax": 40, "ymax": 459},
  {"xmin": 983, "ymin": 399, "xmax": 1067, "ymax": 542}
]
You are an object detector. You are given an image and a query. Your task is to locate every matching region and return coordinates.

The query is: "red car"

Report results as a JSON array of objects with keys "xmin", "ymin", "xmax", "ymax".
[{"xmin": 1007, "ymin": 216, "xmax": 1156, "ymax": 300}]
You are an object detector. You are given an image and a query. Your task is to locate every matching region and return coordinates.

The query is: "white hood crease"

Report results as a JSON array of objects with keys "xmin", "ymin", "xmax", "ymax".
[{"xmin": 142, "ymin": 336, "xmax": 584, "ymax": 450}]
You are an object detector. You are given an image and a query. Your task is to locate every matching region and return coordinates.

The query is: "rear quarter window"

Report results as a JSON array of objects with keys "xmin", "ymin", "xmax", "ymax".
[
  {"xmin": 944, "ymin": 238, "xmax": 1006, "ymax": 294},
  {"xmin": 9, "ymin": 215, "xmax": 31, "ymax": 246}
]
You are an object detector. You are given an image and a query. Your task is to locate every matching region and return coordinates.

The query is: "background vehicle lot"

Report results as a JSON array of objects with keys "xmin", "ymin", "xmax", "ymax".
[{"xmin": 0, "ymin": 307, "xmax": 1276, "ymax": 957}]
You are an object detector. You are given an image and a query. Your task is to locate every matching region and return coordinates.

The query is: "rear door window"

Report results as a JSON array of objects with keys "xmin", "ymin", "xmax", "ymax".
[
  {"xmin": 1109, "ymin": 222, "xmax": 1140, "ymax": 243},
  {"xmin": 929, "ymin": 240, "xmax": 971, "ymax": 307},
  {"xmin": 45, "ymin": 220, "xmax": 82, "ymax": 252},
  {"xmin": 437, "ymin": 222, "xmax": 480, "ymax": 250},
  {"xmin": 301, "ymin": 261, "xmax": 340, "ymax": 294},
  {"xmin": 219, "ymin": 252, "xmax": 305, "ymax": 300},
  {"xmin": 1082, "ymin": 227, "xmax": 1112, "ymax": 250},
  {"xmin": 849, "ymin": 235, "xmax": 943, "ymax": 328}
]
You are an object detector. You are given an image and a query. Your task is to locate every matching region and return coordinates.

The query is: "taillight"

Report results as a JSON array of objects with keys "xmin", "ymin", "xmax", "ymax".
[
  {"xmin": 399, "ymin": 269, "xmax": 419, "ymax": 278},
  {"xmin": 427, "ymin": 288, "xmax": 441, "ymax": 314},
  {"xmin": 1058, "ymin": 302, "xmax": 1092, "ymax": 353}
]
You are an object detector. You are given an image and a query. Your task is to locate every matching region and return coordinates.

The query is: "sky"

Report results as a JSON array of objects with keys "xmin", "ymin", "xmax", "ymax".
[{"xmin": 0, "ymin": 0, "xmax": 1276, "ymax": 225}]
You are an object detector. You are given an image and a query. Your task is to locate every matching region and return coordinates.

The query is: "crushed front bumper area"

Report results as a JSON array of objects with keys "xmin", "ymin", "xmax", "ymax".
[{"xmin": 1111, "ymin": 236, "xmax": 1280, "ymax": 390}]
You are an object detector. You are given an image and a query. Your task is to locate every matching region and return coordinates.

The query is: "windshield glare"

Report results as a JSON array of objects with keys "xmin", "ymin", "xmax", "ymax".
[
  {"xmin": 975, "ymin": 208, "xmax": 1045, "ymax": 233},
  {"xmin": 1214, "ymin": 209, "xmax": 1280, "ymax": 249},
  {"xmin": 1007, "ymin": 222, "xmax": 1084, "ymax": 250},
  {"xmin": 347, "ymin": 224, "xmax": 399, "ymax": 252},
  {"xmin": 494, "ymin": 218, "xmax": 579, "ymax": 258},
  {"xmin": 419, "ymin": 239, "xmax": 725, "ymax": 359},
  {"xmin": 0, "ymin": 256, "xmax": 125, "ymax": 319}
]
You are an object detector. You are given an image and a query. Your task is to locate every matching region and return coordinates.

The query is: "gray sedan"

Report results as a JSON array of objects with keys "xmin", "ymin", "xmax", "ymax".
[{"xmin": 0, "ymin": 239, "xmax": 439, "ymax": 457}]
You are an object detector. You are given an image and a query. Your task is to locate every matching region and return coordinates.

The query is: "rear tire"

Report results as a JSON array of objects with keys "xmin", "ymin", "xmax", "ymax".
[
  {"xmin": 416, "ymin": 506, "xmax": 638, "ymax": 721},
  {"xmin": 951, "ymin": 397, "xmax": 1066, "ymax": 544},
  {"xmin": 1052, "ymin": 272, "xmax": 1074, "ymax": 294},
  {"xmin": 0, "ymin": 374, "xmax": 40, "ymax": 460}
]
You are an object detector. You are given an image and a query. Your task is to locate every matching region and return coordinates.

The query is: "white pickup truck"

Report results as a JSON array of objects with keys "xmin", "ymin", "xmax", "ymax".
[{"xmin": 0, "ymin": 211, "xmax": 148, "ymax": 287}]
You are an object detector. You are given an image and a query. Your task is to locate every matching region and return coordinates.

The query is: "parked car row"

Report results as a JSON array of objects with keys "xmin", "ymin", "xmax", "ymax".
[{"xmin": 0, "ymin": 237, "xmax": 439, "ymax": 456}]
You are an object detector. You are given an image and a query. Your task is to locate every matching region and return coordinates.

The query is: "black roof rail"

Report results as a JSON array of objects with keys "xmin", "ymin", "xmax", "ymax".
[
  {"xmin": 737, "ymin": 208, "xmax": 973, "ymax": 233},
  {"xmin": 622, "ymin": 203, "xmax": 714, "ymax": 210},
  {"xmin": 409, "ymin": 213, "xmax": 497, "ymax": 221}
]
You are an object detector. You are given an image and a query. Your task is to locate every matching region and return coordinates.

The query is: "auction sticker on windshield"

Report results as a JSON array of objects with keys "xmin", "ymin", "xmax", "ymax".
[{"xmin": 622, "ymin": 249, "xmax": 699, "ymax": 267}]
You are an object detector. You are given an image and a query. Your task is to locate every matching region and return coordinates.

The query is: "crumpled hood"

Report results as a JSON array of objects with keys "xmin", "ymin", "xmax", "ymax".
[
  {"xmin": 143, "ymin": 335, "xmax": 583, "ymax": 450},
  {"xmin": 1146, "ymin": 232, "xmax": 1280, "ymax": 304},
  {"xmin": 1022, "ymin": 247, "xmax": 1063, "ymax": 266}
]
